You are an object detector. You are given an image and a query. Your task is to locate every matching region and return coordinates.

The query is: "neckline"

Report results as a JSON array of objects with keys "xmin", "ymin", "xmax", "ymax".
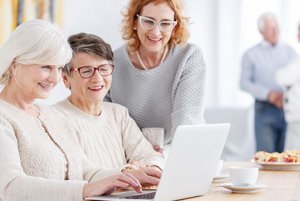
[
  {"xmin": 65, "ymin": 98, "xmax": 104, "ymax": 120},
  {"xmin": 0, "ymin": 99, "xmax": 41, "ymax": 119},
  {"xmin": 67, "ymin": 96, "xmax": 102, "ymax": 116},
  {"xmin": 136, "ymin": 45, "xmax": 169, "ymax": 71}
]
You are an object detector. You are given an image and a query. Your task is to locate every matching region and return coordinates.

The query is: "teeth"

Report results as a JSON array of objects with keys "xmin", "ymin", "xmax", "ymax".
[
  {"xmin": 89, "ymin": 85, "xmax": 104, "ymax": 90},
  {"xmin": 39, "ymin": 83, "xmax": 52, "ymax": 89},
  {"xmin": 148, "ymin": 36, "xmax": 161, "ymax": 41}
]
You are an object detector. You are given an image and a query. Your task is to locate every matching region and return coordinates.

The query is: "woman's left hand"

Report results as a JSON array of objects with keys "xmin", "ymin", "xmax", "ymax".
[{"xmin": 122, "ymin": 166, "xmax": 162, "ymax": 186}]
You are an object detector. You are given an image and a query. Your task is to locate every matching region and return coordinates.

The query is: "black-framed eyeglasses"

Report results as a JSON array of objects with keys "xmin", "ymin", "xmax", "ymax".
[
  {"xmin": 136, "ymin": 14, "xmax": 177, "ymax": 32},
  {"xmin": 70, "ymin": 64, "xmax": 114, "ymax": 78}
]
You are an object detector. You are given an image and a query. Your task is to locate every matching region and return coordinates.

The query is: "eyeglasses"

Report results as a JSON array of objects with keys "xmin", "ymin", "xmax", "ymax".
[
  {"xmin": 136, "ymin": 14, "xmax": 177, "ymax": 32},
  {"xmin": 70, "ymin": 64, "xmax": 114, "ymax": 78}
]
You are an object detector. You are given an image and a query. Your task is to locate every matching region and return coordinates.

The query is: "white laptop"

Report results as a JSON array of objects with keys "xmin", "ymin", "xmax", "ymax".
[{"xmin": 86, "ymin": 123, "xmax": 230, "ymax": 201}]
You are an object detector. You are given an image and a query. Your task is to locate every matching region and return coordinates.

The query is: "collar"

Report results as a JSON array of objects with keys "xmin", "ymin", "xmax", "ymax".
[{"xmin": 261, "ymin": 40, "xmax": 278, "ymax": 48}]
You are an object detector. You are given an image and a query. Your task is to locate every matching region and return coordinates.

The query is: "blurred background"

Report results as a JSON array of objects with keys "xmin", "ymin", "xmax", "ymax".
[{"xmin": 1, "ymin": 0, "xmax": 300, "ymax": 160}]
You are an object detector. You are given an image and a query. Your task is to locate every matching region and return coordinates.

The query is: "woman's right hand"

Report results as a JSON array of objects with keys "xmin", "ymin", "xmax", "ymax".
[{"xmin": 83, "ymin": 172, "xmax": 142, "ymax": 198}]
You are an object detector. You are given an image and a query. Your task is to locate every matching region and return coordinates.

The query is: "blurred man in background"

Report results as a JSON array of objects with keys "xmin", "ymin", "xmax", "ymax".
[{"xmin": 240, "ymin": 13, "xmax": 297, "ymax": 152}]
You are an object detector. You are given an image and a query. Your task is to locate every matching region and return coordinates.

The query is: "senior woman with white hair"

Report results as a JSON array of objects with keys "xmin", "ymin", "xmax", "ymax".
[
  {"xmin": 54, "ymin": 32, "xmax": 164, "ymax": 185},
  {"xmin": 0, "ymin": 20, "xmax": 142, "ymax": 201}
]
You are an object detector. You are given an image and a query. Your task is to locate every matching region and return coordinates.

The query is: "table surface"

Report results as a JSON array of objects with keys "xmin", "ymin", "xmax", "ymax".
[
  {"xmin": 85, "ymin": 162, "xmax": 300, "ymax": 201},
  {"xmin": 186, "ymin": 162, "xmax": 300, "ymax": 201}
]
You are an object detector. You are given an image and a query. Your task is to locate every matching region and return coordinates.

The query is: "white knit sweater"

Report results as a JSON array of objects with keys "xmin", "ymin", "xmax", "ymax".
[
  {"xmin": 105, "ymin": 43, "xmax": 206, "ymax": 144},
  {"xmin": 0, "ymin": 100, "xmax": 122, "ymax": 201},
  {"xmin": 54, "ymin": 99, "xmax": 164, "ymax": 169}
]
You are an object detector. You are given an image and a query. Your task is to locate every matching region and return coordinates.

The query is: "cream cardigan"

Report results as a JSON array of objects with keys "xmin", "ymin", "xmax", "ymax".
[
  {"xmin": 54, "ymin": 99, "xmax": 164, "ymax": 169},
  {"xmin": 0, "ymin": 100, "xmax": 122, "ymax": 201}
]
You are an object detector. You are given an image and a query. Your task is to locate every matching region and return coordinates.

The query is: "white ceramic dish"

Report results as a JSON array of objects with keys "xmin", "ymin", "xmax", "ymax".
[
  {"xmin": 219, "ymin": 183, "xmax": 267, "ymax": 193},
  {"xmin": 256, "ymin": 161, "xmax": 300, "ymax": 171}
]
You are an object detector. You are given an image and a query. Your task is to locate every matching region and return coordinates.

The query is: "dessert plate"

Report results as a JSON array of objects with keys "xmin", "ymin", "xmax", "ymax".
[{"xmin": 255, "ymin": 161, "xmax": 300, "ymax": 171}]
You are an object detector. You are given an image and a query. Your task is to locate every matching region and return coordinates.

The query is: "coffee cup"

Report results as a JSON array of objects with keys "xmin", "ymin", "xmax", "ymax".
[
  {"xmin": 229, "ymin": 167, "xmax": 258, "ymax": 186},
  {"xmin": 142, "ymin": 127, "xmax": 164, "ymax": 148}
]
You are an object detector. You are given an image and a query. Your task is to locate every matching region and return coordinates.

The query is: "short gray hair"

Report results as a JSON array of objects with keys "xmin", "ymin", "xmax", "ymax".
[
  {"xmin": 257, "ymin": 13, "xmax": 277, "ymax": 32},
  {"xmin": 64, "ymin": 33, "xmax": 113, "ymax": 75},
  {"xmin": 0, "ymin": 19, "xmax": 72, "ymax": 85}
]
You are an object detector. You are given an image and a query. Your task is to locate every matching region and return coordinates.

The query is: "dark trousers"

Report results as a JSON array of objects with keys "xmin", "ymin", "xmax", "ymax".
[{"xmin": 254, "ymin": 100, "xmax": 286, "ymax": 152}]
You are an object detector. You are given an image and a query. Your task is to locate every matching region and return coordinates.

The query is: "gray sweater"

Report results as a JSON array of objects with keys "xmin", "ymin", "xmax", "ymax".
[{"xmin": 105, "ymin": 43, "xmax": 206, "ymax": 144}]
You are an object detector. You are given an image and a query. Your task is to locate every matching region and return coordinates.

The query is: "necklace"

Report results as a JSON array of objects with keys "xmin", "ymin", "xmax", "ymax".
[{"xmin": 136, "ymin": 45, "xmax": 168, "ymax": 71}]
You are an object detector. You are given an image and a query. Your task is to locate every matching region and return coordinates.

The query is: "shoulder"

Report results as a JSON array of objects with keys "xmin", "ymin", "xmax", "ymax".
[
  {"xmin": 52, "ymin": 99, "xmax": 70, "ymax": 113},
  {"xmin": 0, "ymin": 100, "xmax": 14, "ymax": 114},
  {"xmin": 103, "ymin": 102, "xmax": 128, "ymax": 114},
  {"xmin": 173, "ymin": 42, "xmax": 203, "ymax": 56},
  {"xmin": 103, "ymin": 102, "xmax": 130, "ymax": 124},
  {"xmin": 172, "ymin": 43, "xmax": 205, "ymax": 68},
  {"xmin": 39, "ymin": 104, "xmax": 67, "ymax": 120},
  {"xmin": 279, "ymin": 42, "xmax": 293, "ymax": 49},
  {"xmin": 0, "ymin": 101, "xmax": 25, "ymax": 124},
  {"xmin": 172, "ymin": 43, "xmax": 205, "ymax": 71},
  {"xmin": 280, "ymin": 57, "xmax": 300, "ymax": 74},
  {"xmin": 0, "ymin": 115, "xmax": 14, "ymax": 131},
  {"xmin": 39, "ymin": 105, "xmax": 78, "ymax": 136},
  {"xmin": 114, "ymin": 44, "xmax": 127, "ymax": 57},
  {"xmin": 40, "ymin": 105, "xmax": 76, "ymax": 128},
  {"xmin": 244, "ymin": 43, "xmax": 261, "ymax": 54},
  {"xmin": 278, "ymin": 43, "xmax": 296, "ymax": 53},
  {"xmin": 113, "ymin": 45, "xmax": 131, "ymax": 69},
  {"xmin": 242, "ymin": 43, "xmax": 262, "ymax": 61}
]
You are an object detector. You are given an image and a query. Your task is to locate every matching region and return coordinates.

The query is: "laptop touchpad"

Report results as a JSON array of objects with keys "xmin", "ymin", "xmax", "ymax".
[{"xmin": 109, "ymin": 190, "xmax": 156, "ymax": 200}]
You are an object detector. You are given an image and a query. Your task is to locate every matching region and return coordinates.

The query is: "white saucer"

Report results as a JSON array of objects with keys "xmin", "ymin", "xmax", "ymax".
[
  {"xmin": 219, "ymin": 183, "xmax": 267, "ymax": 193},
  {"xmin": 213, "ymin": 174, "xmax": 230, "ymax": 182}
]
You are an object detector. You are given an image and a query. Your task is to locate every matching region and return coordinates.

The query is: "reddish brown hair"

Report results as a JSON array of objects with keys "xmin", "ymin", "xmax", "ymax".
[{"xmin": 122, "ymin": 0, "xmax": 189, "ymax": 51}]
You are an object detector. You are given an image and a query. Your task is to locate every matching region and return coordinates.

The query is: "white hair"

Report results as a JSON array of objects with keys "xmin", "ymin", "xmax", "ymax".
[
  {"xmin": 0, "ymin": 19, "xmax": 72, "ymax": 85},
  {"xmin": 257, "ymin": 13, "xmax": 277, "ymax": 32}
]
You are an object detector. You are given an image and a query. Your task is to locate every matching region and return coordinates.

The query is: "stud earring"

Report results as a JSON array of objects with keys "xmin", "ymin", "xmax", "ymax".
[{"xmin": 134, "ymin": 27, "xmax": 137, "ymax": 30}]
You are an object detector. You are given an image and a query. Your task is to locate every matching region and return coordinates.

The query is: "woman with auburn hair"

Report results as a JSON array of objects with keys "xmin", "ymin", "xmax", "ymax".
[{"xmin": 105, "ymin": 0, "xmax": 206, "ymax": 154}]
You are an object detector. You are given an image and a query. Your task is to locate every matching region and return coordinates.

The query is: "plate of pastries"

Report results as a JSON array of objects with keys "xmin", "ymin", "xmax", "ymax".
[{"xmin": 254, "ymin": 150, "xmax": 300, "ymax": 170}]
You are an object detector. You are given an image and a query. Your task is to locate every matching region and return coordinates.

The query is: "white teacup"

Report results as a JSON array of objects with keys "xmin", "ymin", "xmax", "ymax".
[
  {"xmin": 214, "ymin": 160, "xmax": 224, "ymax": 177},
  {"xmin": 142, "ymin": 127, "xmax": 164, "ymax": 148},
  {"xmin": 229, "ymin": 167, "xmax": 258, "ymax": 186}
]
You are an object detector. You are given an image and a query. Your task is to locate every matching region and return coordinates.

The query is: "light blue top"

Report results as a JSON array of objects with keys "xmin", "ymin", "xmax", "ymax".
[
  {"xmin": 240, "ymin": 41, "xmax": 296, "ymax": 101},
  {"xmin": 105, "ymin": 43, "xmax": 206, "ymax": 144}
]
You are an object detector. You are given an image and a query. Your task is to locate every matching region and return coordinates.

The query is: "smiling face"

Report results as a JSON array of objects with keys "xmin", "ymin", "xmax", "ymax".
[
  {"xmin": 64, "ymin": 52, "xmax": 112, "ymax": 105},
  {"xmin": 10, "ymin": 63, "xmax": 62, "ymax": 101},
  {"xmin": 136, "ymin": 1, "xmax": 175, "ymax": 53}
]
